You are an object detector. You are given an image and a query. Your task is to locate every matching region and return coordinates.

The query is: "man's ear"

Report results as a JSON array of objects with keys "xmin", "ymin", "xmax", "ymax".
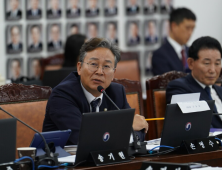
[
  {"xmin": 77, "ymin": 62, "xmax": 82, "ymax": 75},
  {"xmin": 187, "ymin": 58, "xmax": 194, "ymax": 71}
]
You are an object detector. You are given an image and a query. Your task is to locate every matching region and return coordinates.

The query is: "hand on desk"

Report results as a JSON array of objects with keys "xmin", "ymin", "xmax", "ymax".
[{"xmin": 133, "ymin": 114, "xmax": 148, "ymax": 133}]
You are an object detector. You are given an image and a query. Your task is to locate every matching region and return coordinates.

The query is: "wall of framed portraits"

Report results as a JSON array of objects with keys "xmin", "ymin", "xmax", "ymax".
[{"xmin": 0, "ymin": 0, "xmax": 222, "ymax": 95}]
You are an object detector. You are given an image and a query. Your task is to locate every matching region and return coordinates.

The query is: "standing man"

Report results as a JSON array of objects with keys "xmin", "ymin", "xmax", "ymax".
[
  {"xmin": 166, "ymin": 36, "xmax": 222, "ymax": 128},
  {"xmin": 43, "ymin": 38, "xmax": 148, "ymax": 144},
  {"xmin": 152, "ymin": 8, "xmax": 196, "ymax": 75}
]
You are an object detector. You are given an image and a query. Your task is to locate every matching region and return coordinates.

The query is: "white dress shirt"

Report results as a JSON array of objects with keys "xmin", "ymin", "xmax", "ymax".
[
  {"xmin": 194, "ymin": 78, "xmax": 222, "ymax": 120},
  {"xmin": 167, "ymin": 36, "xmax": 185, "ymax": 60},
  {"xmin": 81, "ymin": 82, "xmax": 103, "ymax": 112}
]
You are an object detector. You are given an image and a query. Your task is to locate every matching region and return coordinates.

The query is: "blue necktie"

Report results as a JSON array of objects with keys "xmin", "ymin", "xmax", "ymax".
[
  {"xmin": 90, "ymin": 98, "xmax": 101, "ymax": 112},
  {"xmin": 205, "ymin": 86, "xmax": 218, "ymax": 113}
]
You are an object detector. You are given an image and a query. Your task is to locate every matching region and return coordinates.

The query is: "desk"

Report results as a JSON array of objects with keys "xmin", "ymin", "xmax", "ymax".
[{"xmin": 54, "ymin": 150, "xmax": 222, "ymax": 170}]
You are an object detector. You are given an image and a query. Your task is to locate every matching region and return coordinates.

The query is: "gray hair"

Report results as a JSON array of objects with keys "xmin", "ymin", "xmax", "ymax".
[{"xmin": 79, "ymin": 38, "xmax": 120, "ymax": 68}]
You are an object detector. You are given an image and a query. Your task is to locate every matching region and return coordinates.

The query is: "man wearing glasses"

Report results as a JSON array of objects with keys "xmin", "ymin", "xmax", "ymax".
[{"xmin": 43, "ymin": 38, "xmax": 148, "ymax": 145}]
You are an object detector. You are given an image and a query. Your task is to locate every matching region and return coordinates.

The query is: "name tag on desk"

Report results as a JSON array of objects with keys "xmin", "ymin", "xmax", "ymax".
[{"xmin": 177, "ymin": 101, "xmax": 210, "ymax": 113}]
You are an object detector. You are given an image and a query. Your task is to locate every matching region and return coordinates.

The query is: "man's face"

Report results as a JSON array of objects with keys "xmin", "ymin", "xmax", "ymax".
[
  {"xmin": 107, "ymin": 24, "xmax": 116, "ymax": 39},
  {"xmin": 188, "ymin": 49, "xmax": 221, "ymax": 86},
  {"xmin": 77, "ymin": 47, "xmax": 116, "ymax": 97},
  {"xmin": 11, "ymin": 60, "xmax": 21, "ymax": 78},
  {"xmin": 148, "ymin": 22, "xmax": 155, "ymax": 36},
  {"xmin": 10, "ymin": 0, "xmax": 19, "ymax": 10},
  {"xmin": 31, "ymin": 27, "xmax": 40, "ymax": 43},
  {"xmin": 171, "ymin": 19, "xmax": 195, "ymax": 45},
  {"xmin": 11, "ymin": 27, "xmax": 20, "ymax": 44},
  {"xmin": 32, "ymin": 59, "xmax": 41, "ymax": 77},
  {"xmin": 51, "ymin": 25, "xmax": 60, "ymax": 41},
  {"xmin": 70, "ymin": 26, "xmax": 78, "ymax": 35},
  {"xmin": 31, "ymin": 0, "xmax": 39, "ymax": 10},
  {"xmin": 130, "ymin": 23, "xmax": 138, "ymax": 37},
  {"xmin": 70, "ymin": 0, "xmax": 78, "ymax": 8},
  {"xmin": 130, "ymin": 0, "xmax": 137, "ymax": 6},
  {"xmin": 88, "ymin": 24, "xmax": 97, "ymax": 38},
  {"xmin": 89, "ymin": 0, "xmax": 97, "ymax": 8},
  {"xmin": 51, "ymin": 0, "xmax": 59, "ymax": 10},
  {"xmin": 108, "ymin": 0, "xmax": 115, "ymax": 8}
]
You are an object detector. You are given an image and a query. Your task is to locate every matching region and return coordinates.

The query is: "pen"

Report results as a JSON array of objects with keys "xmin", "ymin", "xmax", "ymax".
[{"xmin": 145, "ymin": 118, "xmax": 164, "ymax": 121}]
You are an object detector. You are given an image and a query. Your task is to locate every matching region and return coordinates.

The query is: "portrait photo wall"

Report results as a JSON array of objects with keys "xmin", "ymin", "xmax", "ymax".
[{"xmin": 2, "ymin": 0, "xmax": 173, "ymax": 87}]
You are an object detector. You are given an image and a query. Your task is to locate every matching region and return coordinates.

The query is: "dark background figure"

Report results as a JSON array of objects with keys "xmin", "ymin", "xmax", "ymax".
[
  {"xmin": 6, "ymin": 0, "xmax": 22, "ymax": 20},
  {"xmin": 144, "ymin": 0, "xmax": 157, "ymax": 14},
  {"xmin": 27, "ymin": 0, "xmax": 42, "ymax": 19},
  {"xmin": 152, "ymin": 8, "xmax": 196, "ymax": 76},
  {"xmin": 145, "ymin": 21, "xmax": 158, "ymax": 44},
  {"xmin": 85, "ymin": 0, "xmax": 99, "ymax": 17},
  {"xmin": 47, "ymin": 24, "xmax": 62, "ymax": 51},
  {"xmin": 28, "ymin": 25, "xmax": 43, "ymax": 53},
  {"xmin": 161, "ymin": 0, "xmax": 174, "ymax": 13},
  {"xmin": 127, "ymin": 21, "xmax": 140, "ymax": 46},
  {"xmin": 66, "ymin": 0, "xmax": 81, "ymax": 18},
  {"xmin": 126, "ymin": 0, "xmax": 140, "ymax": 15},
  {"xmin": 104, "ymin": 0, "xmax": 117, "ymax": 16},
  {"xmin": 47, "ymin": 0, "xmax": 62, "ymax": 19},
  {"xmin": 63, "ymin": 34, "xmax": 86, "ymax": 67},
  {"xmin": 7, "ymin": 25, "xmax": 23, "ymax": 54}
]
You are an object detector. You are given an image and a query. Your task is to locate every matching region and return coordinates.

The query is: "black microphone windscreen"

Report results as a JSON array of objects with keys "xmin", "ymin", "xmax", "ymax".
[{"xmin": 97, "ymin": 86, "xmax": 104, "ymax": 93}]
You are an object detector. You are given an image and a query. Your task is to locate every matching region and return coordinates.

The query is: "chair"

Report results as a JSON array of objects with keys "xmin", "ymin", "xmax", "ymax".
[
  {"xmin": 112, "ymin": 78, "xmax": 143, "ymax": 116},
  {"xmin": 114, "ymin": 52, "xmax": 140, "ymax": 81},
  {"xmin": 0, "ymin": 83, "xmax": 52, "ymax": 157},
  {"xmin": 146, "ymin": 71, "xmax": 187, "ymax": 140},
  {"xmin": 40, "ymin": 53, "xmax": 64, "ymax": 79}
]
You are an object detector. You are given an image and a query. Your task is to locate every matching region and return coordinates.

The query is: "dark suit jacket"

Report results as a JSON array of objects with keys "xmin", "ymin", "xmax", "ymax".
[
  {"xmin": 6, "ymin": 10, "xmax": 22, "ymax": 19},
  {"xmin": 47, "ymin": 9, "xmax": 61, "ymax": 17},
  {"xmin": 128, "ymin": 36, "xmax": 140, "ymax": 46},
  {"xmin": 152, "ymin": 38, "xmax": 189, "ymax": 76},
  {"xmin": 104, "ymin": 7, "xmax": 117, "ymax": 16},
  {"xmin": 166, "ymin": 74, "xmax": 222, "ymax": 128},
  {"xmin": 47, "ymin": 41, "xmax": 62, "ymax": 51},
  {"xmin": 27, "ymin": 9, "xmax": 42, "ymax": 17},
  {"xmin": 127, "ymin": 6, "xmax": 139, "ymax": 14},
  {"xmin": 66, "ymin": 8, "xmax": 81, "ymax": 17},
  {"xmin": 145, "ymin": 36, "xmax": 158, "ymax": 44},
  {"xmin": 28, "ymin": 42, "xmax": 43, "ymax": 52},
  {"xmin": 86, "ymin": 8, "xmax": 99, "ymax": 16},
  {"xmin": 161, "ymin": 5, "xmax": 174, "ymax": 13},
  {"xmin": 7, "ymin": 43, "xmax": 23, "ymax": 53},
  {"xmin": 43, "ymin": 72, "xmax": 145, "ymax": 144},
  {"xmin": 144, "ymin": 5, "xmax": 157, "ymax": 14}
]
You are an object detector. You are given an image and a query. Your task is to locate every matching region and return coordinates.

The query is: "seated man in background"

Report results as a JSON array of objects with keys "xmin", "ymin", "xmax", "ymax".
[
  {"xmin": 166, "ymin": 36, "xmax": 222, "ymax": 128},
  {"xmin": 152, "ymin": 8, "xmax": 196, "ymax": 76},
  {"xmin": 43, "ymin": 38, "xmax": 148, "ymax": 145}
]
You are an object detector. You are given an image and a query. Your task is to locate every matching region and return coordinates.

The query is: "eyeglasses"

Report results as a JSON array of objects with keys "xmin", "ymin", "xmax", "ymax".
[{"xmin": 82, "ymin": 62, "xmax": 115, "ymax": 73}]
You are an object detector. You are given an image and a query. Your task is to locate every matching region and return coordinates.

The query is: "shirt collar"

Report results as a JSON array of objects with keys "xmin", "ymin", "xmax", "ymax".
[
  {"xmin": 193, "ymin": 76, "xmax": 213, "ymax": 89},
  {"xmin": 167, "ymin": 36, "xmax": 184, "ymax": 58},
  {"xmin": 80, "ymin": 81, "xmax": 103, "ymax": 107}
]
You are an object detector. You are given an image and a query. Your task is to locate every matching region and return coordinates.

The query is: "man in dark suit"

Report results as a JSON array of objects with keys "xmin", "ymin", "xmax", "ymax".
[
  {"xmin": 66, "ymin": 0, "xmax": 81, "ymax": 18},
  {"xmin": 128, "ymin": 22, "xmax": 140, "ymax": 46},
  {"xmin": 161, "ymin": 0, "xmax": 174, "ymax": 13},
  {"xmin": 27, "ymin": 0, "xmax": 42, "ymax": 19},
  {"xmin": 126, "ymin": 0, "xmax": 139, "ymax": 15},
  {"xmin": 28, "ymin": 25, "xmax": 43, "ymax": 52},
  {"xmin": 166, "ymin": 36, "xmax": 222, "ymax": 128},
  {"xmin": 7, "ymin": 26, "xmax": 23, "ymax": 53},
  {"xmin": 106, "ymin": 22, "xmax": 118, "ymax": 45},
  {"xmin": 43, "ymin": 38, "xmax": 148, "ymax": 145},
  {"xmin": 48, "ymin": 24, "xmax": 62, "ymax": 51},
  {"xmin": 144, "ymin": 0, "xmax": 157, "ymax": 14},
  {"xmin": 152, "ymin": 8, "xmax": 196, "ymax": 76},
  {"xmin": 104, "ymin": 0, "xmax": 117, "ymax": 16},
  {"xmin": 145, "ymin": 21, "xmax": 158, "ymax": 44},
  {"xmin": 85, "ymin": 0, "xmax": 99, "ymax": 17},
  {"xmin": 47, "ymin": 0, "xmax": 61, "ymax": 18},
  {"xmin": 6, "ymin": 0, "xmax": 22, "ymax": 19}
]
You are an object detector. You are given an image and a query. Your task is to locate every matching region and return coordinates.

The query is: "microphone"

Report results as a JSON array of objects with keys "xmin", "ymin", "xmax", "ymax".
[
  {"xmin": 97, "ymin": 86, "xmax": 147, "ymax": 156},
  {"xmin": 0, "ymin": 107, "xmax": 59, "ymax": 167}
]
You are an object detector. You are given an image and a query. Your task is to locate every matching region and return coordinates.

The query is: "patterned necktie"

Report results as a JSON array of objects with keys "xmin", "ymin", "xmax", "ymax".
[
  {"xmin": 205, "ymin": 86, "xmax": 218, "ymax": 113},
  {"xmin": 181, "ymin": 49, "xmax": 186, "ymax": 69},
  {"xmin": 90, "ymin": 98, "xmax": 101, "ymax": 112}
]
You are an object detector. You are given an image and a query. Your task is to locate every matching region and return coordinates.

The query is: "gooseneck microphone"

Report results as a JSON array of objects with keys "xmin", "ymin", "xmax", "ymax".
[
  {"xmin": 0, "ymin": 107, "xmax": 59, "ymax": 167},
  {"xmin": 97, "ymin": 86, "xmax": 147, "ymax": 156}
]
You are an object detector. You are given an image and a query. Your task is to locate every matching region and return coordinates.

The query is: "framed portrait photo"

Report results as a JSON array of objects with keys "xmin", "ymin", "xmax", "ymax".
[
  {"xmin": 126, "ymin": 21, "xmax": 140, "ymax": 46},
  {"xmin": 104, "ymin": 0, "xmax": 118, "ymax": 17},
  {"xmin": 144, "ymin": 20, "xmax": 159, "ymax": 45},
  {"xmin": 66, "ymin": 22, "xmax": 81, "ymax": 37},
  {"xmin": 26, "ymin": 0, "xmax": 42, "ymax": 20},
  {"xmin": 7, "ymin": 57, "xmax": 23, "ymax": 81},
  {"xmin": 104, "ymin": 21, "xmax": 118, "ymax": 45},
  {"xmin": 66, "ymin": 0, "xmax": 81, "ymax": 18},
  {"xmin": 46, "ymin": 0, "xmax": 62, "ymax": 19},
  {"xmin": 5, "ymin": 0, "xmax": 22, "ymax": 21}
]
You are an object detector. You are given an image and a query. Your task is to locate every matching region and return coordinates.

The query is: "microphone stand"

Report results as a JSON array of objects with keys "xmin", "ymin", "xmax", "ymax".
[
  {"xmin": 0, "ymin": 107, "xmax": 59, "ymax": 167},
  {"xmin": 98, "ymin": 87, "xmax": 147, "ymax": 156}
]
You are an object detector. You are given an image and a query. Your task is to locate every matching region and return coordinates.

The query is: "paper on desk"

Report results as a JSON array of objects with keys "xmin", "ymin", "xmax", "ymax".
[
  {"xmin": 58, "ymin": 155, "xmax": 76, "ymax": 163},
  {"xmin": 146, "ymin": 145, "xmax": 160, "ymax": 151},
  {"xmin": 192, "ymin": 167, "xmax": 222, "ymax": 170},
  {"xmin": 171, "ymin": 93, "xmax": 200, "ymax": 104},
  {"xmin": 177, "ymin": 101, "xmax": 210, "ymax": 113}
]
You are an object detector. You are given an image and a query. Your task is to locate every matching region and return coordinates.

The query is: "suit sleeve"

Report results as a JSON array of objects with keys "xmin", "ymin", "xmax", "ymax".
[
  {"xmin": 47, "ymin": 94, "xmax": 83, "ymax": 145},
  {"xmin": 152, "ymin": 50, "xmax": 170, "ymax": 76}
]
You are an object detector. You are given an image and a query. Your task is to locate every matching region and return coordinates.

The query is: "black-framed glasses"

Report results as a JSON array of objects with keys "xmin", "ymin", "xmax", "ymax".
[{"xmin": 82, "ymin": 62, "xmax": 115, "ymax": 73}]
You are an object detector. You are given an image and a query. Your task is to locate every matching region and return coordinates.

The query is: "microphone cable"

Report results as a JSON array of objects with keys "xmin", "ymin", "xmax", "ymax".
[{"xmin": 139, "ymin": 146, "xmax": 180, "ymax": 157}]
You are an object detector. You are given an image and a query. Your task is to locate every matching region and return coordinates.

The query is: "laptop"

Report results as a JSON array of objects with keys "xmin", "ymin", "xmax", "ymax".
[
  {"xmin": 74, "ymin": 108, "xmax": 135, "ymax": 166},
  {"xmin": 160, "ymin": 100, "xmax": 214, "ymax": 151},
  {"xmin": 0, "ymin": 118, "xmax": 17, "ymax": 164}
]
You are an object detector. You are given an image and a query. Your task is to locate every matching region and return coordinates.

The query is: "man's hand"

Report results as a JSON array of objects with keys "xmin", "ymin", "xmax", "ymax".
[{"xmin": 133, "ymin": 114, "xmax": 148, "ymax": 133}]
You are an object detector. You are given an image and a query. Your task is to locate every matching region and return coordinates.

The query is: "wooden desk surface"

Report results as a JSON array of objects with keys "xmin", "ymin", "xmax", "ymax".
[{"xmin": 54, "ymin": 149, "xmax": 222, "ymax": 170}]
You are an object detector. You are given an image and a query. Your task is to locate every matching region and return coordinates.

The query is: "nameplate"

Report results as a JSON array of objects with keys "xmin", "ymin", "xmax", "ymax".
[
  {"xmin": 140, "ymin": 162, "xmax": 191, "ymax": 170},
  {"xmin": 90, "ymin": 148, "xmax": 130, "ymax": 166},
  {"xmin": 182, "ymin": 137, "xmax": 219, "ymax": 154}
]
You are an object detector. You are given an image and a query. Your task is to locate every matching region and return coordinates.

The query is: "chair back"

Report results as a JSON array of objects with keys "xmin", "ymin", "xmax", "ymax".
[
  {"xmin": 112, "ymin": 78, "xmax": 143, "ymax": 116},
  {"xmin": 0, "ymin": 84, "xmax": 51, "ymax": 157},
  {"xmin": 146, "ymin": 71, "xmax": 187, "ymax": 139}
]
